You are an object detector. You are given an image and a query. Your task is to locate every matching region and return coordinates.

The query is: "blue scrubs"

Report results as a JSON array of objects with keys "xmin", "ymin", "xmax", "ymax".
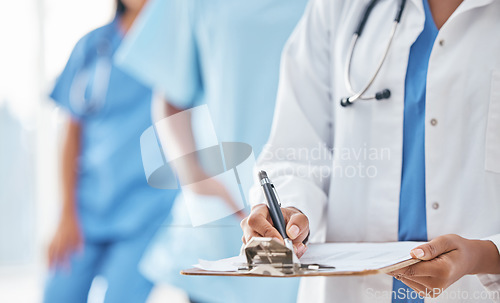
[
  {"xmin": 116, "ymin": 0, "xmax": 308, "ymax": 302},
  {"xmin": 44, "ymin": 17, "xmax": 178, "ymax": 303},
  {"xmin": 395, "ymin": 0, "xmax": 438, "ymax": 302}
]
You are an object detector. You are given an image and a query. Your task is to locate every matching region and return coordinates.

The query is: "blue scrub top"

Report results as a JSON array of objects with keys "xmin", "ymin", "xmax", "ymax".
[
  {"xmin": 394, "ymin": 0, "xmax": 438, "ymax": 301},
  {"xmin": 117, "ymin": 0, "xmax": 308, "ymax": 155},
  {"xmin": 116, "ymin": 0, "xmax": 308, "ymax": 302},
  {"xmin": 51, "ymin": 17, "xmax": 178, "ymax": 241}
]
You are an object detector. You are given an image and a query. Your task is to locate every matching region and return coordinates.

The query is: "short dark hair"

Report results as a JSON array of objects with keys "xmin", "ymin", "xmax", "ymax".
[{"xmin": 116, "ymin": 0, "xmax": 126, "ymax": 14}]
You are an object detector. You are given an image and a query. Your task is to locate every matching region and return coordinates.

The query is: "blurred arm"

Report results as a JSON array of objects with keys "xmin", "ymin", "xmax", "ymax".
[
  {"xmin": 60, "ymin": 118, "xmax": 80, "ymax": 217},
  {"xmin": 153, "ymin": 95, "xmax": 205, "ymax": 182},
  {"xmin": 152, "ymin": 96, "xmax": 245, "ymax": 218},
  {"xmin": 47, "ymin": 118, "xmax": 83, "ymax": 268}
]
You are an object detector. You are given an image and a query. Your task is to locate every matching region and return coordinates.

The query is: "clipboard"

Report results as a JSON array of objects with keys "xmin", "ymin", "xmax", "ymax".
[{"xmin": 181, "ymin": 237, "xmax": 421, "ymax": 277}]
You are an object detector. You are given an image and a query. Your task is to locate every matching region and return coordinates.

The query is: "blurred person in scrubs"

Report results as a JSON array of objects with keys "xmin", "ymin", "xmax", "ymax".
[
  {"xmin": 43, "ymin": 1, "xmax": 178, "ymax": 302},
  {"xmin": 115, "ymin": 0, "xmax": 308, "ymax": 302}
]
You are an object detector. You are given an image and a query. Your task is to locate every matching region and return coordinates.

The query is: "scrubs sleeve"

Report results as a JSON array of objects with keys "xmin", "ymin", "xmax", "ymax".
[
  {"xmin": 477, "ymin": 233, "xmax": 500, "ymax": 301},
  {"xmin": 249, "ymin": 0, "xmax": 339, "ymax": 243},
  {"xmin": 50, "ymin": 37, "xmax": 88, "ymax": 120},
  {"xmin": 115, "ymin": 0, "xmax": 201, "ymax": 109}
]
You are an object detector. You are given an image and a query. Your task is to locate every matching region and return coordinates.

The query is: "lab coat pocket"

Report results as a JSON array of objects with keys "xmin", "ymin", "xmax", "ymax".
[{"xmin": 485, "ymin": 71, "xmax": 500, "ymax": 173}]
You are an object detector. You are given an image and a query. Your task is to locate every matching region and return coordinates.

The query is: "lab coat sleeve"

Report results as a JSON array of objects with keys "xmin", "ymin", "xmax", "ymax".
[
  {"xmin": 115, "ymin": 0, "xmax": 202, "ymax": 109},
  {"xmin": 249, "ymin": 0, "xmax": 338, "ymax": 242},
  {"xmin": 477, "ymin": 234, "xmax": 500, "ymax": 301}
]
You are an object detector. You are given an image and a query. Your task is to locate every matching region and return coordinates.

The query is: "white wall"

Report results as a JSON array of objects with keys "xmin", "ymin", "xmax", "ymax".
[{"xmin": 0, "ymin": 1, "xmax": 113, "ymax": 301}]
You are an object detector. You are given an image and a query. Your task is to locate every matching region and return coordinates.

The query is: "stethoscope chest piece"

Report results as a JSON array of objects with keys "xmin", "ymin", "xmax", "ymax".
[{"xmin": 341, "ymin": 89, "xmax": 391, "ymax": 107}]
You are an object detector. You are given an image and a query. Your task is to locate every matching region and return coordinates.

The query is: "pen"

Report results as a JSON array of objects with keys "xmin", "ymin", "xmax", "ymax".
[{"xmin": 258, "ymin": 170, "xmax": 299, "ymax": 263}]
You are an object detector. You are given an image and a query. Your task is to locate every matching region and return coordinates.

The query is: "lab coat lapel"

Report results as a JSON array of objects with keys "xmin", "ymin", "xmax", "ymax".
[{"xmin": 408, "ymin": 0, "xmax": 424, "ymax": 14}]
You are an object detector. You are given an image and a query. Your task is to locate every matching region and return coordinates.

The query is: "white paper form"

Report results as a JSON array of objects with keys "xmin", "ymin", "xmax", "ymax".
[
  {"xmin": 195, "ymin": 242, "xmax": 424, "ymax": 273},
  {"xmin": 196, "ymin": 255, "xmax": 246, "ymax": 272},
  {"xmin": 299, "ymin": 242, "xmax": 423, "ymax": 272}
]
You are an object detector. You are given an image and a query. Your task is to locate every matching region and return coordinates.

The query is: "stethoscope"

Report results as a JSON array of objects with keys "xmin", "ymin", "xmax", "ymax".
[
  {"xmin": 69, "ymin": 35, "xmax": 113, "ymax": 116},
  {"xmin": 340, "ymin": 0, "xmax": 407, "ymax": 107}
]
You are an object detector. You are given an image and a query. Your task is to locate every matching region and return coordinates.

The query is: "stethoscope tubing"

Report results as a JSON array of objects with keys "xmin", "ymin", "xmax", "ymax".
[
  {"xmin": 68, "ymin": 37, "xmax": 113, "ymax": 116},
  {"xmin": 341, "ymin": 0, "xmax": 407, "ymax": 107},
  {"xmin": 343, "ymin": 20, "xmax": 398, "ymax": 103}
]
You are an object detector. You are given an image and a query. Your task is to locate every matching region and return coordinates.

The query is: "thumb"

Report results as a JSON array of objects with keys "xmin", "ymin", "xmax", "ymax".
[{"xmin": 410, "ymin": 235, "xmax": 453, "ymax": 261}]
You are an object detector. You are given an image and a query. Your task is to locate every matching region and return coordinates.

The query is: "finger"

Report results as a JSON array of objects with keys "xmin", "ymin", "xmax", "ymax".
[
  {"xmin": 389, "ymin": 260, "xmax": 452, "ymax": 294},
  {"xmin": 49, "ymin": 239, "xmax": 64, "ymax": 269},
  {"xmin": 295, "ymin": 242, "xmax": 308, "ymax": 258},
  {"xmin": 390, "ymin": 262, "xmax": 434, "ymax": 279},
  {"xmin": 285, "ymin": 212, "xmax": 309, "ymax": 243},
  {"xmin": 410, "ymin": 235, "xmax": 458, "ymax": 261},
  {"xmin": 240, "ymin": 216, "xmax": 248, "ymax": 229},
  {"xmin": 390, "ymin": 264, "xmax": 428, "ymax": 279},
  {"xmin": 250, "ymin": 204, "xmax": 271, "ymax": 220},
  {"xmin": 391, "ymin": 257, "xmax": 451, "ymax": 278},
  {"xmin": 61, "ymin": 239, "xmax": 77, "ymax": 272},
  {"xmin": 242, "ymin": 226, "xmax": 281, "ymax": 245},
  {"xmin": 246, "ymin": 205, "xmax": 282, "ymax": 240},
  {"xmin": 244, "ymin": 231, "xmax": 263, "ymax": 244},
  {"xmin": 240, "ymin": 217, "xmax": 249, "ymax": 244},
  {"xmin": 398, "ymin": 277, "xmax": 429, "ymax": 297},
  {"xmin": 240, "ymin": 217, "xmax": 259, "ymax": 244},
  {"xmin": 240, "ymin": 217, "xmax": 257, "ymax": 243}
]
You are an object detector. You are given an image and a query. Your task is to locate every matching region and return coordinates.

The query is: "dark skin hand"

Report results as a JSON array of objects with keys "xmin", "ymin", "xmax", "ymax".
[
  {"xmin": 240, "ymin": 205, "xmax": 310, "ymax": 257},
  {"xmin": 241, "ymin": 204, "xmax": 500, "ymax": 296},
  {"xmin": 48, "ymin": 208, "xmax": 83, "ymax": 270},
  {"xmin": 390, "ymin": 234, "xmax": 500, "ymax": 297}
]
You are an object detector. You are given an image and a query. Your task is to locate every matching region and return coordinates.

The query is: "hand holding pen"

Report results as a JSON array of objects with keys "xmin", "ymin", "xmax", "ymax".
[{"xmin": 240, "ymin": 171, "xmax": 310, "ymax": 258}]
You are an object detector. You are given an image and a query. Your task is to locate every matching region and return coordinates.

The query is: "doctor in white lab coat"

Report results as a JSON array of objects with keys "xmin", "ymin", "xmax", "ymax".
[{"xmin": 241, "ymin": 0, "xmax": 500, "ymax": 302}]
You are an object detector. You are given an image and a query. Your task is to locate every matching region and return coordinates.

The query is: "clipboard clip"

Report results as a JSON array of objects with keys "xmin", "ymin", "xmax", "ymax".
[{"xmin": 240, "ymin": 237, "xmax": 335, "ymax": 276}]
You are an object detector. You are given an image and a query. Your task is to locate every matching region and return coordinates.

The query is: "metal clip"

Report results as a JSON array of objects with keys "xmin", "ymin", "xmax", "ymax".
[
  {"xmin": 244, "ymin": 237, "xmax": 298, "ymax": 275},
  {"xmin": 243, "ymin": 237, "xmax": 335, "ymax": 276}
]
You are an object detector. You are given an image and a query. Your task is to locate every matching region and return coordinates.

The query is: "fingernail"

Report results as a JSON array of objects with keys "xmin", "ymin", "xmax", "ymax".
[
  {"xmin": 412, "ymin": 248, "xmax": 425, "ymax": 258},
  {"xmin": 298, "ymin": 243, "xmax": 306, "ymax": 255},
  {"xmin": 288, "ymin": 225, "xmax": 300, "ymax": 239}
]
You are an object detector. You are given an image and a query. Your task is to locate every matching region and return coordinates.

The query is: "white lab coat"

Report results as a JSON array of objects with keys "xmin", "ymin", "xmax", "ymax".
[{"xmin": 250, "ymin": 0, "xmax": 500, "ymax": 302}]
